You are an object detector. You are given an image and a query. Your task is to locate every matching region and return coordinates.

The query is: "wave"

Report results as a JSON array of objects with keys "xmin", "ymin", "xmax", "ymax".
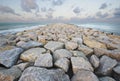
[{"xmin": 0, "ymin": 25, "xmax": 45, "ymax": 35}]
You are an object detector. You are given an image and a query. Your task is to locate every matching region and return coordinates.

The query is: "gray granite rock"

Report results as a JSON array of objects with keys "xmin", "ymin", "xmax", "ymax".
[
  {"xmin": 99, "ymin": 76, "xmax": 116, "ymax": 81},
  {"xmin": 71, "ymin": 37, "xmax": 83, "ymax": 44},
  {"xmin": 113, "ymin": 65, "xmax": 120, "ymax": 74},
  {"xmin": 17, "ymin": 41, "xmax": 43, "ymax": 49},
  {"xmin": 19, "ymin": 67, "xmax": 70, "ymax": 81},
  {"xmin": 20, "ymin": 48, "xmax": 46, "ymax": 62},
  {"xmin": 90, "ymin": 55, "xmax": 100, "ymax": 68},
  {"xmin": 65, "ymin": 41, "xmax": 78, "ymax": 50},
  {"xmin": 53, "ymin": 49, "xmax": 72, "ymax": 61},
  {"xmin": 71, "ymin": 57, "xmax": 93, "ymax": 74},
  {"xmin": 34, "ymin": 53, "xmax": 53, "ymax": 68},
  {"xmin": 0, "ymin": 48, "xmax": 23, "ymax": 68},
  {"xmin": 55, "ymin": 58, "xmax": 70, "ymax": 72},
  {"xmin": 72, "ymin": 51, "xmax": 88, "ymax": 60},
  {"xmin": 97, "ymin": 55, "xmax": 117, "ymax": 76},
  {"xmin": 44, "ymin": 41, "xmax": 64, "ymax": 52},
  {"xmin": 71, "ymin": 70, "xmax": 99, "ymax": 81},
  {"xmin": 0, "ymin": 66, "xmax": 22, "ymax": 81},
  {"xmin": 15, "ymin": 62, "xmax": 30, "ymax": 71}
]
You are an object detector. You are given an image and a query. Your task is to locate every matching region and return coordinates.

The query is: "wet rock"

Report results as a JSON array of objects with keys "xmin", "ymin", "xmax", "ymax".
[
  {"xmin": 71, "ymin": 70, "xmax": 99, "ymax": 81},
  {"xmin": 55, "ymin": 58, "xmax": 70, "ymax": 72},
  {"xmin": 19, "ymin": 67, "xmax": 70, "ymax": 81},
  {"xmin": 65, "ymin": 41, "xmax": 78, "ymax": 50},
  {"xmin": 17, "ymin": 41, "xmax": 43, "ymax": 49},
  {"xmin": 0, "ymin": 48, "xmax": 23, "ymax": 68},
  {"xmin": 71, "ymin": 57, "xmax": 93, "ymax": 74},
  {"xmin": 34, "ymin": 53, "xmax": 53, "ymax": 68},
  {"xmin": 97, "ymin": 55, "xmax": 117, "ymax": 76},
  {"xmin": 78, "ymin": 44, "xmax": 93, "ymax": 55},
  {"xmin": 53, "ymin": 49, "xmax": 72, "ymax": 61},
  {"xmin": 44, "ymin": 41, "xmax": 64, "ymax": 52},
  {"xmin": 0, "ymin": 66, "xmax": 22, "ymax": 81},
  {"xmin": 90, "ymin": 55, "xmax": 100, "ymax": 68},
  {"xmin": 83, "ymin": 36, "xmax": 106, "ymax": 49},
  {"xmin": 99, "ymin": 76, "xmax": 116, "ymax": 81},
  {"xmin": 20, "ymin": 48, "xmax": 46, "ymax": 62}
]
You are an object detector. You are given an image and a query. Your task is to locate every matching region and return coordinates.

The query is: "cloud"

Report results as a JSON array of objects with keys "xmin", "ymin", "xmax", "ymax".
[
  {"xmin": 41, "ymin": 7, "xmax": 47, "ymax": 12},
  {"xmin": 96, "ymin": 11, "xmax": 108, "ymax": 18},
  {"xmin": 73, "ymin": 7, "xmax": 81, "ymax": 15},
  {"xmin": 52, "ymin": 0, "xmax": 64, "ymax": 6},
  {"xmin": 21, "ymin": 0, "xmax": 39, "ymax": 12},
  {"xmin": 99, "ymin": 3, "xmax": 107, "ymax": 9},
  {"xmin": 0, "ymin": 5, "xmax": 19, "ymax": 16},
  {"xmin": 114, "ymin": 8, "xmax": 120, "ymax": 17}
]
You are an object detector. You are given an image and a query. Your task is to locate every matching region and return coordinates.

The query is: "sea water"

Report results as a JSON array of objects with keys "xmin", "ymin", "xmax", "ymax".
[{"xmin": 0, "ymin": 22, "xmax": 120, "ymax": 35}]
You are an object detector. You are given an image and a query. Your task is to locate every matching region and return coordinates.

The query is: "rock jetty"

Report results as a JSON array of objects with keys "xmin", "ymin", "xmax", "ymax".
[{"xmin": 0, "ymin": 23, "xmax": 120, "ymax": 81}]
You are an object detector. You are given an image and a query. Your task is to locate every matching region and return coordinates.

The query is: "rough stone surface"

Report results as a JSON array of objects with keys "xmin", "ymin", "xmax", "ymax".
[
  {"xmin": 0, "ymin": 48, "xmax": 23, "ymax": 68},
  {"xmin": 53, "ymin": 49, "xmax": 72, "ymax": 61},
  {"xmin": 97, "ymin": 55, "xmax": 117, "ymax": 76},
  {"xmin": 71, "ymin": 37, "xmax": 83, "ymax": 44},
  {"xmin": 17, "ymin": 41, "xmax": 43, "ymax": 49},
  {"xmin": 94, "ymin": 48, "xmax": 120, "ymax": 60},
  {"xmin": 71, "ymin": 70, "xmax": 99, "ymax": 81},
  {"xmin": 15, "ymin": 62, "xmax": 30, "ymax": 71},
  {"xmin": 65, "ymin": 41, "xmax": 78, "ymax": 50},
  {"xmin": 90, "ymin": 55, "xmax": 100, "ymax": 68},
  {"xmin": 113, "ymin": 65, "xmax": 120, "ymax": 74},
  {"xmin": 83, "ymin": 36, "xmax": 107, "ymax": 49},
  {"xmin": 20, "ymin": 48, "xmax": 46, "ymax": 62},
  {"xmin": 71, "ymin": 57, "xmax": 93, "ymax": 74},
  {"xmin": 55, "ymin": 58, "xmax": 70, "ymax": 72},
  {"xmin": 34, "ymin": 53, "xmax": 53, "ymax": 68},
  {"xmin": 19, "ymin": 67, "xmax": 70, "ymax": 81},
  {"xmin": 44, "ymin": 41, "xmax": 64, "ymax": 52},
  {"xmin": 0, "ymin": 66, "xmax": 22, "ymax": 81},
  {"xmin": 72, "ymin": 51, "xmax": 88, "ymax": 60},
  {"xmin": 78, "ymin": 44, "xmax": 93, "ymax": 55},
  {"xmin": 99, "ymin": 76, "xmax": 116, "ymax": 81}
]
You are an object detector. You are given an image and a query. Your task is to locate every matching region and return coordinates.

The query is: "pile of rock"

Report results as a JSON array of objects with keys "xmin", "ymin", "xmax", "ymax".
[{"xmin": 0, "ymin": 23, "xmax": 120, "ymax": 81}]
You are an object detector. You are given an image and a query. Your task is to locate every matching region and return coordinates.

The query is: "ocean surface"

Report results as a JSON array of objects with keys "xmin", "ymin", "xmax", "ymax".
[{"xmin": 0, "ymin": 22, "xmax": 120, "ymax": 35}]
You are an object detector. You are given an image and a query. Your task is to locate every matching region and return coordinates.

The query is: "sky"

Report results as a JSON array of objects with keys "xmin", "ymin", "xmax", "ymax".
[{"xmin": 0, "ymin": 0, "xmax": 120, "ymax": 23}]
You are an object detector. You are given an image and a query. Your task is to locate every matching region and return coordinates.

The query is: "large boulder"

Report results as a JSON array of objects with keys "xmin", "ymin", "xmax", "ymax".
[
  {"xmin": 20, "ymin": 48, "xmax": 46, "ymax": 62},
  {"xmin": 78, "ymin": 44, "xmax": 93, "ymax": 55},
  {"xmin": 90, "ymin": 55, "xmax": 100, "ymax": 68},
  {"xmin": 71, "ymin": 51, "xmax": 88, "ymax": 60},
  {"xmin": 83, "ymin": 36, "xmax": 106, "ymax": 49},
  {"xmin": 17, "ymin": 41, "xmax": 43, "ymax": 49},
  {"xmin": 94, "ymin": 48, "xmax": 120, "ymax": 60},
  {"xmin": 71, "ymin": 70, "xmax": 99, "ymax": 81},
  {"xmin": 34, "ymin": 53, "xmax": 53, "ymax": 68},
  {"xmin": 0, "ymin": 48, "xmax": 23, "ymax": 68},
  {"xmin": 97, "ymin": 55, "xmax": 117, "ymax": 76},
  {"xmin": 53, "ymin": 49, "xmax": 72, "ymax": 61},
  {"xmin": 19, "ymin": 67, "xmax": 70, "ymax": 81},
  {"xmin": 44, "ymin": 41, "xmax": 64, "ymax": 52},
  {"xmin": 55, "ymin": 58, "xmax": 70, "ymax": 72},
  {"xmin": 71, "ymin": 37, "xmax": 83, "ymax": 44},
  {"xmin": 0, "ymin": 66, "xmax": 22, "ymax": 81},
  {"xmin": 99, "ymin": 76, "xmax": 116, "ymax": 81},
  {"xmin": 71, "ymin": 57, "xmax": 93, "ymax": 74},
  {"xmin": 65, "ymin": 41, "xmax": 78, "ymax": 50}
]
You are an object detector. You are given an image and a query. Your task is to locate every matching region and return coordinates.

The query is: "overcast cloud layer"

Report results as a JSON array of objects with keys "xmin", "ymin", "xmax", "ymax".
[{"xmin": 0, "ymin": 0, "xmax": 120, "ymax": 23}]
